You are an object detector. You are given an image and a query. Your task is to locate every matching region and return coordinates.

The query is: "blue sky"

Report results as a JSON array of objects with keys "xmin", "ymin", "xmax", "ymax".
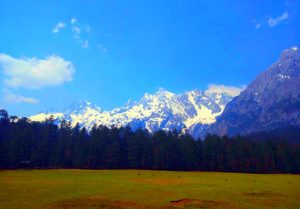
[{"xmin": 0, "ymin": 0, "xmax": 299, "ymax": 116}]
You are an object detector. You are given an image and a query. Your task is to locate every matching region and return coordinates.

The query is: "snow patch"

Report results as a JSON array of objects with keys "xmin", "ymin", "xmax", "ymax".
[
  {"xmin": 277, "ymin": 74, "xmax": 290, "ymax": 80},
  {"xmin": 291, "ymin": 46, "xmax": 298, "ymax": 51}
]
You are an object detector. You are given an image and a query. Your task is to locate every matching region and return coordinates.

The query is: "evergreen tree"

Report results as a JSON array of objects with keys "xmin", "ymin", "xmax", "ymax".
[{"xmin": 0, "ymin": 109, "xmax": 299, "ymax": 173}]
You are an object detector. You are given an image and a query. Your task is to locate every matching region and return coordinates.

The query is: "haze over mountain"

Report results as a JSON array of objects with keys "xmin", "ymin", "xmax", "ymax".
[{"xmin": 29, "ymin": 89, "xmax": 234, "ymax": 138}]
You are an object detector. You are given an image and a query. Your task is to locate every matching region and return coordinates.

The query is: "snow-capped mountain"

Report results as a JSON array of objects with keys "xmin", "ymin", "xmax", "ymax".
[{"xmin": 29, "ymin": 88, "xmax": 234, "ymax": 138}]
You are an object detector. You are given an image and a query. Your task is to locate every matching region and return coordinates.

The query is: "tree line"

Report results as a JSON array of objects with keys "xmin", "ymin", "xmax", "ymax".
[{"xmin": 0, "ymin": 109, "xmax": 299, "ymax": 173}]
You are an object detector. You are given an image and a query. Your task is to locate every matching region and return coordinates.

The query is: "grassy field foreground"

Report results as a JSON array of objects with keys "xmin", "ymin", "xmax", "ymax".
[{"xmin": 0, "ymin": 170, "xmax": 299, "ymax": 209}]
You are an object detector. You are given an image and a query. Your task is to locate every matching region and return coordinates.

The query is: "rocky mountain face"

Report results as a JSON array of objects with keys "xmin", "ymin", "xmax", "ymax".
[
  {"xmin": 29, "ymin": 89, "xmax": 233, "ymax": 138},
  {"xmin": 209, "ymin": 46, "xmax": 300, "ymax": 136}
]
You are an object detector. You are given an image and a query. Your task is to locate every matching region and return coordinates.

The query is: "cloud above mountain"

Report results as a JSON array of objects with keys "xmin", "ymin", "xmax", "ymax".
[
  {"xmin": 267, "ymin": 11, "xmax": 289, "ymax": 27},
  {"xmin": 3, "ymin": 89, "xmax": 39, "ymax": 104},
  {"xmin": 206, "ymin": 84, "xmax": 245, "ymax": 97},
  {"xmin": 0, "ymin": 54, "xmax": 75, "ymax": 89},
  {"xmin": 52, "ymin": 17, "xmax": 91, "ymax": 49},
  {"xmin": 255, "ymin": 11, "xmax": 289, "ymax": 29},
  {"xmin": 52, "ymin": 21, "xmax": 66, "ymax": 33}
]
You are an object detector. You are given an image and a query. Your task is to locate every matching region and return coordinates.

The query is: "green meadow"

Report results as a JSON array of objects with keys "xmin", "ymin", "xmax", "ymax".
[{"xmin": 0, "ymin": 170, "xmax": 299, "ymax": 209}]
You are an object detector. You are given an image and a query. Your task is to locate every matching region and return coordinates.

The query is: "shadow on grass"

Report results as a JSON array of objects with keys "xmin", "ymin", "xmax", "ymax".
[{"xmin": 47, "ymin": 196, "xmax": 242, "ymax": 209}]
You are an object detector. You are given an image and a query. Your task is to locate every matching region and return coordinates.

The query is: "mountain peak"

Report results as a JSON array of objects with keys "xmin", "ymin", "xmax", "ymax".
[
  {"xmin": 280, "ymin": 46, "xmax": 300, "ymax": 60},
  {"xmin": 155, "ymin": 88, "xmax": 174, "ymax": 96},
  {"xmin": 188, "ymin": 89, "xmax": 202, "ymax": 95},
  {"xmin": 141, "ymin": 88, "xmax": 174, "ymax": 102},
  {"xmin": 64, "ymin": 100, "xmax": 101, "ymax": 114}
]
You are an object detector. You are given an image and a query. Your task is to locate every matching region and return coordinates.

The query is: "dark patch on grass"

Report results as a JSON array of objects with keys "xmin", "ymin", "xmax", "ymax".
[
  {"xmin": 169, "ymin": 199, "xmax": 242, "ymax": 209},
  {"xmin": 242, "ymin": 191, "xmax": 286, "ymax": 207},
  {"xmin": 169, "ymin": 198, "xmax": 193, "ymax": 205},
  {"xmin": 49, "ymin": 196, "xmax": 242, "ymax": 209},
  {"xmin": 243, "ymin": 191, "xmax": 280, "ymax": 198},
  {"xmin": 47, "ymin": 196, "xmax": 141, "ymax": 209},
  {"xmin": 48, "ymin": 196, "xmax": 178, "ymax": 209}
]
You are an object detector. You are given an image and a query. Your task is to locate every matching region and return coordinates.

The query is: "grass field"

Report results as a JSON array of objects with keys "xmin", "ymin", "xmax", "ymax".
[{"xmin": 0, "ymin": 170, "xmax": 299, "ymax": 209}]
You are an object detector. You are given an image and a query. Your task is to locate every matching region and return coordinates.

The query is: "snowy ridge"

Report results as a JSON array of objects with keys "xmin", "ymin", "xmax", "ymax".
[{"xmin": 29, "ymin": 88, "xmax": 233, "ymax": 137}]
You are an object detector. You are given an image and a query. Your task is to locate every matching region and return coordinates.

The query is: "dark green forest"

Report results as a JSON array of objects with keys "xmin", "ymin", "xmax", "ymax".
[{"xmin": 0, "ymin": 110, "xmax": 299, "ymax": 173}]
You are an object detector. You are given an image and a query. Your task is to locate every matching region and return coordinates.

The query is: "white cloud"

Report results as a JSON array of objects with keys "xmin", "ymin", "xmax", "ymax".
[
  {"xmin": 267, "ymin": 11, "xmax": 289, "ymax": 27},
  {"xmin": 255, "ymin": 23, "xmax": 262, "ymax": 29},
  {"xmin": 82, "ymin": 40, "xmax": 89, "ymax": 48},
  {"xmin": 0, "ymin": 54, "xmax": 75, "ymax": 89},
  {"xmin": 52, "ymin": 22, "xmax": 66, "ymax": 33},
  {"xmin": 3, "ymin": 90, "xmax": 38, "ymax": 104},
  {"xmin": 206, "ymin": 84, "xmax": 245, "ymax": 97},
  {"xmin": 71, "ymin": 26, "xmax": 91, "ymax": 48},
  {"xmin": 53, "ymin": 18, "xmax": 93, "ymax": 49},
  {"xmin": 72, "ymin": 26, "xmax": 81, "ymax": 39},
  {"xmin": 255, "ymin": 11, "xmax": 289, "ymax": 29},
  {"xmin": 70, "ymin": 17, "xmax": 78, "ymax": 24}
]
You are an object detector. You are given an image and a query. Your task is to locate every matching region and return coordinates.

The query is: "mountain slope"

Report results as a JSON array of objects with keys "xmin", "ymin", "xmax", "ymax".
[
  {"xmin": 29, "ymin": 88, "xmax": 233, "ymax": 137},
  {"xmin": 209, "ymin": 46, "xmax": 300, "ymax": 136}
]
